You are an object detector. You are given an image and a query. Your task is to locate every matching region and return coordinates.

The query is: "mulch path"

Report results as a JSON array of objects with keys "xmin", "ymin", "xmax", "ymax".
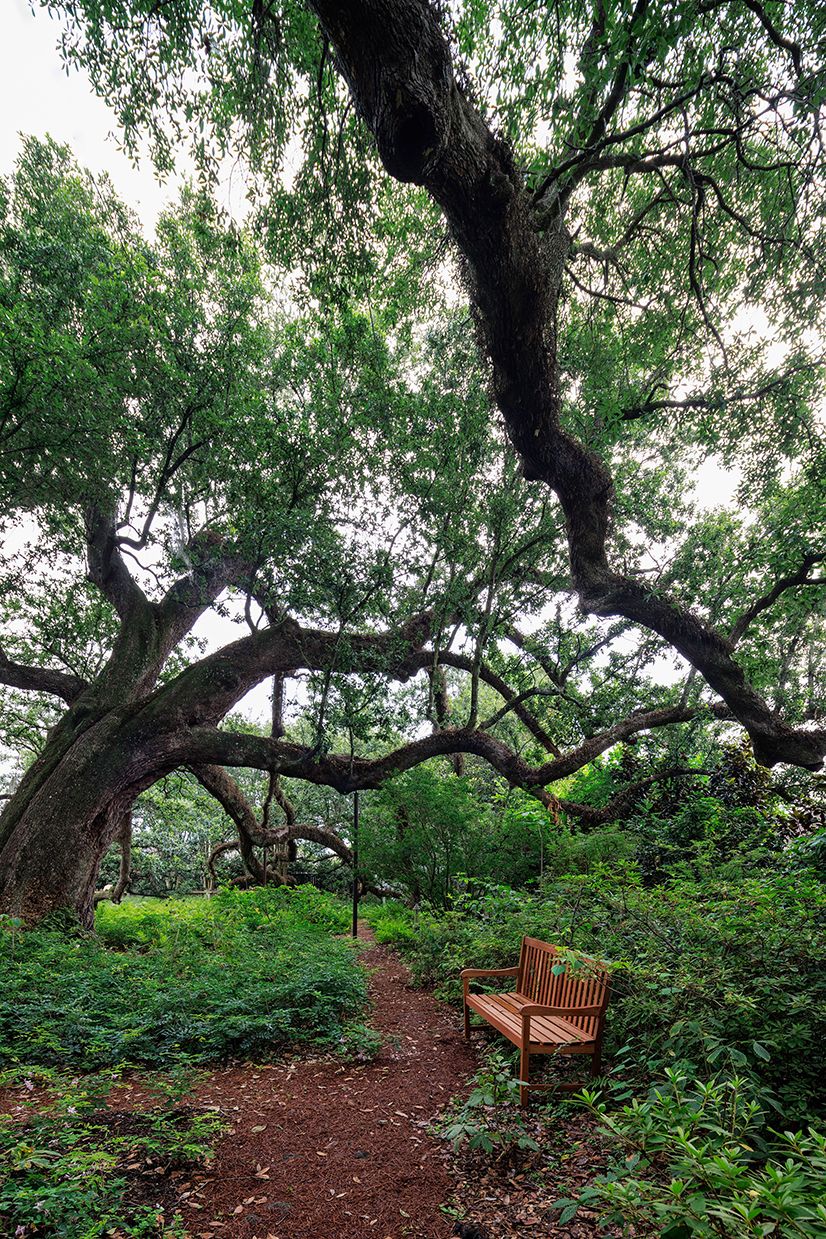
[{"xmin": 183, "ymin": 928, "xmax": 479, "ymax": 1239}]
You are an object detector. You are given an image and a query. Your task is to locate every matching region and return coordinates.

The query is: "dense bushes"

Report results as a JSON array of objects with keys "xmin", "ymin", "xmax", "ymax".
[
  {"xmin": 379, "ymin": 870, "xmax": 826, "ymax": 1121},
  {"xmin": 0, "ymin": 887, "xmax": 368, "ymax": 1236},
  {"xmin": 0, "ymin": 887, "xmax": 365, "ymax": 1071},
  {"xmin": 567, "ymin": 1071, "xmax": 826, "ymax": 1237}
]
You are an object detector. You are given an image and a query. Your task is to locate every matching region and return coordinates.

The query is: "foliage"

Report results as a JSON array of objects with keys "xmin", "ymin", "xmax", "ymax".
[
  {"xmin": 557, "ymin": 1070, "xmax": 826, "ymax": 1237},
  {"xmin": 362, "ymin": 899, "xmax": 420, "ymax": 946},
  {"xmin": 0, "ymin": 889, "xmax": 365, "ymax": 1071},
  {"xmin": 435, "ymin": 1049, "xmax": 539, "ymax": 1161},
  {"xmin": 0, "ymin": 1067, "xmax": 222, "ymax": 1238},
  {"xmin": 361, "ymin": 766, "xmax": 495, "ymax": 906},
  {"xmin": 387, "ymin": 871, "xmax": 826, "ymax": 1121}
]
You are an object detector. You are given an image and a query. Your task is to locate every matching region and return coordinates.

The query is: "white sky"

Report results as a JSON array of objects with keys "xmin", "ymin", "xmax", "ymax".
[
  {"xmin": 1, "ymin": 0, "xmax": 186, "ymax": 227},
  {"xmin": 0, "ymin": 0, "xmax": 744, "ymax": 740}
]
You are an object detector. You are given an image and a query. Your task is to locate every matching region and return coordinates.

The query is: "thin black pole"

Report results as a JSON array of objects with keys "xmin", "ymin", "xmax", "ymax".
[{"xmin": 351, "ymin": 789, "xmax": 360, "ymax": 938}]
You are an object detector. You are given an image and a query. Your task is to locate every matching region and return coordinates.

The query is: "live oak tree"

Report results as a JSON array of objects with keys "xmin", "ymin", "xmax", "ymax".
[
  {"xmin": 0, "ymin": 138, "xmax": 696, "ymax": 921},
  {"xmin": 35, "ymin": 0, "xmax": 826, "ymax": 757},
  {"xmin": 2, "ymin": 0, "xmax": 826, "ymax": 921}
]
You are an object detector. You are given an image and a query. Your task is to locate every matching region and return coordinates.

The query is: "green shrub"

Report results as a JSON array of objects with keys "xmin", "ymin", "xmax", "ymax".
[
  {"xmin": 210, "ymin": 884, "xmax": 351, "ymax": 935},
  {"xmin": 0, "ymin": 889, "xmax": 366, "ymax": 1071},
  {"xmin": 558, "ymin": 1070, "xmax": 826, "ymax": 1237},
  {"xmin": 373, "ymin": 916, "xmax": 418, "ymax": 946},
  {"xmin": 361, "ymin": 900, "xmax": 418, "ymax": 944},
  {"xmin": 435, "ymin": 1049, "xmax": 539, "ymax": 1160}
]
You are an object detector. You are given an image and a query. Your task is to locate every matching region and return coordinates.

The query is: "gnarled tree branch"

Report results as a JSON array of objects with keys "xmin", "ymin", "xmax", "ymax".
[
  {"xmin": 0, "ymin": 645, "xmax": 86, "ymax": 702},
  {"xmin": 728, "ymin": 553, "xmax": 826, "ymax": 647},
  {"xmin": 309, "ymin": 0, "xmax": 826, "ymax": 770}
]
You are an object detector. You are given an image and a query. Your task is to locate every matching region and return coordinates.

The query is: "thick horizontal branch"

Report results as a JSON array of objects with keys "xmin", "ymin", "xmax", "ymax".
[
  {"xmin": 151, "ymin": 608, "xmax": 439, "ymax": 733},
  {"xmin": 0, "ymin": 645, "xmax": 86, "ymax": 703},
  {"xmin": 165, "ymin": 699, "xmax": 732, "ymax": 796}
]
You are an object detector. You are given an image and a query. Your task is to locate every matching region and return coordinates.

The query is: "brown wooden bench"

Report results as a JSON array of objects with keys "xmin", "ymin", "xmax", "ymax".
[{"xmin": 461, "ymin": 935, "xmax": 611, "ymax": 1105}]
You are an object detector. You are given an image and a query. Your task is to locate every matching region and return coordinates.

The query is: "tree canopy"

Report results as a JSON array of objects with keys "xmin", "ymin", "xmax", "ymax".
[{"xmin": 0, "ymin": 0, "xmax": 824, "ymax": 921}]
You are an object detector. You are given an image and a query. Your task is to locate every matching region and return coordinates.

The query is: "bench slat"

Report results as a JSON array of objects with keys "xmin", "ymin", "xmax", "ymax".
[
  {"xmin": 497, "ymin": 992, "xmax": 599, "ymax": 1041},
  {"xmin": 468, "ymin": 993, "xmax": 597, "ymax": 1047}
]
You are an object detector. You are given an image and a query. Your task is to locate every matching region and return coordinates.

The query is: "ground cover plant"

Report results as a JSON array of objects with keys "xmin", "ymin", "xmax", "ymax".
[
  {"xmin": 0, "ymin": 1066, "xmax": 224, "ymax": 1239},
  {"xmin": 566, "ymin": 1071, "xmax": 826, "ymax": 1238},
  {"xmin": 0, "ymin": 887, "xmax": 364, "ymax": 1071}
]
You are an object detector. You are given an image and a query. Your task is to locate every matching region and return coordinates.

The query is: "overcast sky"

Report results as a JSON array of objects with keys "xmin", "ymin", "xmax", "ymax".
[{"xmin": 1, "ymin": 0, "xmax": 184, "ymax": 228}]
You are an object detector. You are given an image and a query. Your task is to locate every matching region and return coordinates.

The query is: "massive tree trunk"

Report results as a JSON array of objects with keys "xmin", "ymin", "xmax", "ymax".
[
  {"xmin": 0, "ymin": 507, "xmax": 241, "ymax": 925},
  {"xmin": 0, "ymin": 723, "xmax": 147, "ymax": 927}
]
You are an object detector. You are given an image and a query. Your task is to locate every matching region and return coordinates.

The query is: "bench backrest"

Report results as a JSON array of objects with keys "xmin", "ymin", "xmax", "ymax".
[{"xmin": 517, "ymin": 936, "xmax": 610, "ymax": 1036}]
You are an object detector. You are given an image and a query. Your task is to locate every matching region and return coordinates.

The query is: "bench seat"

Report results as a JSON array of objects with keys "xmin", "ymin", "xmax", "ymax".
[{"xmin": 466, "ymin": 991, "xmax": 598, "ymax": 1051}]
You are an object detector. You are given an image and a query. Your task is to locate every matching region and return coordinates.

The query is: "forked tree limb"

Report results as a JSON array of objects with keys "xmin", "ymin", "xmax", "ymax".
[
  {"xmin": 190, "ymin": 763, "xmax": 272, "ymax": 884},
  {"xmin": 728, "ymin": 554, "xmax": 826, "ymax": 647},
  {"xmin": 201, "ymin": 773, "xmax": 398, "ymax": 897},
  {"xmin": 307, "ymin": 0, "xmax": 826, "ymax": 770}
]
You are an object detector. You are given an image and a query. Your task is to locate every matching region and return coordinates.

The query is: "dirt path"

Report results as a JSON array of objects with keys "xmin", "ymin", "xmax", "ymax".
[{"xmin": 186, "ymin": 930, "xmax": 477, "ymax": 1238}]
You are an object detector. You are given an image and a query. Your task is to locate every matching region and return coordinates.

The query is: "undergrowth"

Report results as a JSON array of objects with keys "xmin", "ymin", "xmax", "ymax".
[
  {"xmin": 0, "ymin": 1066, "xmax": 223, "ymax": 1238},
  {"xmin": 370, "ymin": 871, "xmax": 826, "ymax": 1121},
  {"xmin": 0, "ymin": 886, "xmax": 367, "ymax": 1070},
  {"xmin": 1, "ymin": 887, "xmax": 371, "ymax": 1235},
  {"xmin": 560, "ymin": 1070, "xmax": 826, "ymax": 1237},
  {"xmin": 371, "ymin": 873, "xmax": 826, "ymax": 1235}
]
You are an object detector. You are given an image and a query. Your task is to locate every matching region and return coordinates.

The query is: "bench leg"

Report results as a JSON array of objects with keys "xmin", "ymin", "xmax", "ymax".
[
  {"xmin": 463, "ymin": 999, "xmax": 471, "ymax": 1040},
  {"xmin": 519, "ymin": 1046, "xmax": 530, "ymax": 1107},
  {"xmin": 590, "ymin": 1044, "xmax": 603, "ymax": 1079}
]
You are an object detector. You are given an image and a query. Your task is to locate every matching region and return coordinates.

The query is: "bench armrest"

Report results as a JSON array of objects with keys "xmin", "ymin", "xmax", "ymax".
[
  {"xmin": 461, "ymin": 966, "xmax": 518, "ymax": 995},
  {"xmin": 521, "ymin": 1003, "xmax": 603, "ymax": 1021},
  {"xmin": 461, "ymin": 966, "xmax": 519, "ymax": 979}
]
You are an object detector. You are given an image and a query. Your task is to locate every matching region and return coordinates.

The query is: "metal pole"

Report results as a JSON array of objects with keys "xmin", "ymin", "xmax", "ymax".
[{"xmin": 351, "ymin": 789, "xmax": 360, "ymax": 938}]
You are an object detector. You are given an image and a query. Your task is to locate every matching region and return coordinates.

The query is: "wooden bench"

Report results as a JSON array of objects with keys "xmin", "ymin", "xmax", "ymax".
[{"xmin": 461, "ymin": 936, "xmax": 611, "ymax": 1105}]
